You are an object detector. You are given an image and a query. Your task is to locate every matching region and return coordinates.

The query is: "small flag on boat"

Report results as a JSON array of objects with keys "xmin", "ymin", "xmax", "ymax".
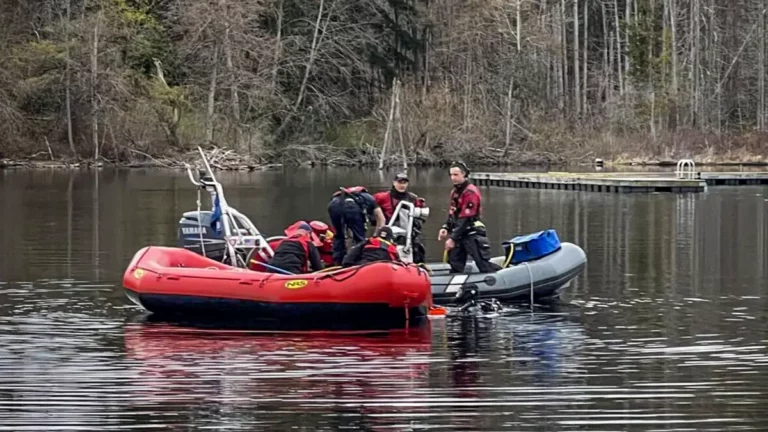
[{"xmin": 211, "ymin": 194, "xmax": 223, "ymax": 236}]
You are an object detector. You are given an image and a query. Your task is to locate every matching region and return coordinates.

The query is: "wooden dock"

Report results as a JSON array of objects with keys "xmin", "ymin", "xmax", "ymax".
[{"xmin": 472, "ymin": 171, "xmax": 768, "ymax": 193}]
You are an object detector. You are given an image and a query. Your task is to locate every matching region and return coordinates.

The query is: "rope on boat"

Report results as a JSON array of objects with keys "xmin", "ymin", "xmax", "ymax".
[{"xmin": 524, "ymin": 261, "xmax": 534, "ymax": 309}]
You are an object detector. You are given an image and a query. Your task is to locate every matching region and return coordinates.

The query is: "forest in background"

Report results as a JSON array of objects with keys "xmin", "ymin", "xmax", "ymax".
[{"xmin": 1, "ymin": 0, "xmax": 767, "ymax": 166}]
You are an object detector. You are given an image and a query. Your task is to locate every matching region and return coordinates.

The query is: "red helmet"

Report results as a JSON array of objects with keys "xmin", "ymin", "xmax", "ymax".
[
  {"xmin": 309, "ymin": 221, "xmax": 329, "ymax": 233},
  {"xmin": 309, "ymin": 220, "xmax": 333, "ymax": 243}
]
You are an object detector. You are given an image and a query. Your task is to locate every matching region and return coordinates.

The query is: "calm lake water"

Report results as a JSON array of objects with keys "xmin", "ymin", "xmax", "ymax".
[{"xmin": 1, "ymin": 166, "xmax": 767, "ymax": 430}]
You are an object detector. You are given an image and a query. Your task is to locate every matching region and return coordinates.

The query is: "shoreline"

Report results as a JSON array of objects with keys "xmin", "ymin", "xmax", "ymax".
[{"xmin": 3, "ymin": 156, "xmax": 768, "ymax": 171}]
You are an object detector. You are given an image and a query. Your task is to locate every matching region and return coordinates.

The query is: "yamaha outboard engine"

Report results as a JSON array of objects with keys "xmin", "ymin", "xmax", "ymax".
[{"xmin": 178, "ymin": 210, "xmax": 227, "ymax": 261}]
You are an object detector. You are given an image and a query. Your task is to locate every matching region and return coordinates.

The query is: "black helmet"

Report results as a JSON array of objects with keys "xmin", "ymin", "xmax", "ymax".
[{"xmin": 375, "ymin": 226, "xmax": 394, "ymax": 241}]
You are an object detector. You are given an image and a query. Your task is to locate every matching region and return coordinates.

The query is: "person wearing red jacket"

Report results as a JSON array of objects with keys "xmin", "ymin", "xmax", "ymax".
[
  {"xmin": 267, "ymin": 222, "xmax": 324, "ymax": 274},
  {"xmin": 308, "ymin": 220, "xmax": 335, "ymax": 266},
  {"xmin": 373, "ymin": 172, "xmax": 427, "ymax": 263},
  {"xmin": 437, "ymin": 162, "xmax": 502, "ymax": 274},
  {"xmin": 373, "ymin": 173, "xmax": 425, "ymax": 223},
  {"xmin": 341, "ymin": 226, "xmax": 402, "ymax": 267}
]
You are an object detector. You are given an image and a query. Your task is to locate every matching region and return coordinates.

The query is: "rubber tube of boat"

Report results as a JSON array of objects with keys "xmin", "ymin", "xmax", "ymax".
[{"xmin": 248, "ymin": 260, "xmax": 296, "ymax": 275}]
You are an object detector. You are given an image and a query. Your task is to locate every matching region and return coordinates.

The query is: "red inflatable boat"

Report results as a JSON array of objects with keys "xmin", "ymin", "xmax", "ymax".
[{"xmin": 123, "ymin": 246, "xmax": 433, "ymax": 323}]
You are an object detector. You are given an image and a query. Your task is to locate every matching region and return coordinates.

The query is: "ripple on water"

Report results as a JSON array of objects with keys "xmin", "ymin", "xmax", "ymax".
[{"xmin": 0, "ymin": 271, "xmax": 767, "ymax": 428}]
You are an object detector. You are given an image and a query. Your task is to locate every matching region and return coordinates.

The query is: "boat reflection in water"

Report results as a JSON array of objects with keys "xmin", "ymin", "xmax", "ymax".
[
  {"xmin": 122, "ymin": 309, "xmax": 586, "ymax": 429},
  {"xmin": 122, "ymin": 315, "xmax": 434, "ymax": 420},
  {"xmin": 436, "ymin": 307, "xmax": 588, "ymax": 391}
]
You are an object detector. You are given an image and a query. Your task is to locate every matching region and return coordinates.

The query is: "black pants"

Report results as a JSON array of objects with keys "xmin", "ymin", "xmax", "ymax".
[
  {"xmin": 448, "ymin": 233, "xmax": 502, "ymax": 274},
  {"xmin": 327, "ymin": 197, "xmax": 366, "ymax": 265},
  {"xmin": 412, "ymin": 239, "xmax": 426, "ymax": 264}
]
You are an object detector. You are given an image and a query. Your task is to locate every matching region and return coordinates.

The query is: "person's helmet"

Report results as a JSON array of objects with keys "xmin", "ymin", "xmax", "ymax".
[
  {"xmin": 375, "ymin": 226, "xmax": 394, "ymax": 242},
  {"xmin": 283, "ymin": 221, "xmax": 319, "ymax": 244},
  {"xmin": 284, "ymin": 221, "xmax": 308, "ymax": 236},
  {"xmin": 309, "ymin": 220, "xmax": 333, "ymax": 243},
  {"xmin": 309, "ymin": 220, "xmax": 329, "ymax": 233}
]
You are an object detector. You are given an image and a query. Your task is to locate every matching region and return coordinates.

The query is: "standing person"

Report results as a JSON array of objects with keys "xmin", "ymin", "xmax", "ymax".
[
  {"xmin": 373, "ymin": 173, "xmax": 426, "ymax": 224},
  {"xmin": 437, "ymin": 161, "xmax": 502, "ymax": 274},
  {"xmin": 373, "ymin": 173, "xmax": 427, "ymax": 263},
  {"xmin": 327, "ymin": 186, "xmax": 386, "ymax": 265},
  {"xmin": 267, "ymin": 222, "xmax": 324, "ymax": 274}
]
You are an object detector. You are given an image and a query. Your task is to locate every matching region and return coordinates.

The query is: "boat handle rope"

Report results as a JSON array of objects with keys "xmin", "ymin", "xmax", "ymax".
[
  {"xmin": 258, "ymin": 272, "xmax": 277, "ymax": 288},
  {"xmin": 314, "ymin": 266, "xmax": 341, "ymax": 274},
  {"xmin": 524, "ymin": 261, "xmax": 534, "ymax": 308},
  {"xmin": 315, "ymin": 260, "xmax": 412, "ymax": 282},
  {"xmin": 502, "ymin": 243, "xmax": 514, "ymax": 268}
]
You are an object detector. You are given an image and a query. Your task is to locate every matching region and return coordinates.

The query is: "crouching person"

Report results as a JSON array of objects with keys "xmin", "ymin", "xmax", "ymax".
[
  {"xmin": 341, "ymin": 226, "xmax": 401, "ymax": 268},
  {"xmin": 268, "ymin": 222, "xmax": 324, "ymax": 274}
]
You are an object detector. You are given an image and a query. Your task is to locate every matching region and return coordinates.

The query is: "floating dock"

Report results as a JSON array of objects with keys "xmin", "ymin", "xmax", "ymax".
[{"xmin": 472, "ymin": 170, "xmax": 768, "ymax": 194}]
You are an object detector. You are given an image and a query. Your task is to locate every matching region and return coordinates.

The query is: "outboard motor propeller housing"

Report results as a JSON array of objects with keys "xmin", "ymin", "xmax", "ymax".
[{"xmin": 177, "ymin": 210, "xmax": 227, "ymax": 261}]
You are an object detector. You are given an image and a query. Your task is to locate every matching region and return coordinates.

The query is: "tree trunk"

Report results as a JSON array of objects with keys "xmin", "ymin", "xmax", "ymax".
[
  {"xmin": 378, "ymin": 78, "xmax": 398, "ymax": 170},
  {"xmin": 463, "ymin": 50, "xmax": 472, "ymax": 129},
  {"xmin": 556, "ymin": 5, "xmax": 564, "ymax": 111},
  {"xmin": 614, "ymin": 0, "xmax": 624, "ymax": 96},
  {"xmin": 583, "ymin": 0, "xmax": 588, "ymax": 113},
  {"xmin": 64, "ymin": 0, "xmax": 76, "ymax": 157},
  {"xmin": 274, "ymin": 0, "xmax": 331, "ymax": 137},
  {"xmin": 91, "ymin": 11, "xmax": 100, "ymax": 160},
  {"xmin": 561, "ymin": 0, "xmax": 568, "ymax": 111},
  {"xmin": 270, "ymin": 0, "xmax": 284, "ymax": 94},
  {"xmin": 667, "ymin": 0, "xmax": 679, "ymax": 127},
  {"xmin": 222, "ymin": 18, "xmax": 242, "ymax": 149},
  {"xmin": 759, "ymin": 4, "xmax": 766, "ymax": 131},
  {"xmin": 294, "ymin": 0, "xmax": 325, "ymax": 112},
  {"xmin": 625, "ymin": 0, "xmax": 632, "ymax": 79},
  {"xmin": 502, "ymin": 76, "xmax": 514, "ymax": 158},
  {"xmin": 707, "ymin": 0, "xmax": 715, "ymax": 129},
  {"xmin": 423, "ymin": 27, "xmax": 430, "ymax": 100},
  {"xmin": 690, "ymin": 0, "xmax": 699, "ymax": 125},
  {"xmin": 574, "ymin": 0, "xmax": 581, "ymax": 115},
  {"xmin": 395, "ymin": 81, "xmax": 407, "ymax": 170},
  {"xmin": 153, "ymin": 59, "xmax": 181, "ymax": 149},
  {"xmin": 602, "ymin": 2, "xmax": 611, "ymax": 103},
  {"xmin": 206, "ymin": 44, "xmax": 219, "ymax": 145},
  {"xmin": 651, "ymin": 89, "xmax": 656, "ymax": 139},
  {"xmin": 516, "ymin": 0, "xmax": 522, "ymax": 52}
]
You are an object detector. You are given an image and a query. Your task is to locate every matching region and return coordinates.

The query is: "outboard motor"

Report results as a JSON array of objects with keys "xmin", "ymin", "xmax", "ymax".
[{"xmin": 177, "ymin": 210, "xmax": 227, "ymax": 261}]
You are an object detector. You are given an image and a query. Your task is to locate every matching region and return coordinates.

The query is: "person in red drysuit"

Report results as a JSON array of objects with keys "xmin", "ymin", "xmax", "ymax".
[
  {"xmin": 437, "ymin": 161, "xmax": 502, "ymax": 274},
  {"xmin": 267, "ymin": 222, "xmax": 323, "ymax": 274},
  {"xmin": 372, "ymin": 172, "xmax": 427, "ymax": 263},
  {"xmin": 308, "ymin": 220, "xmax": 335, "ymax": 266},
  {"xmin": 341, "ymin": 226, "xmax": 401, "ymax": 267}
]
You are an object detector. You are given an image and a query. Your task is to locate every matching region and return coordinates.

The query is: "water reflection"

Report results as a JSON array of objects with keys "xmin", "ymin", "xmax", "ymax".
[{"xmin": 122, "ymin": 319, "xmax": 433, "ymax": 430}]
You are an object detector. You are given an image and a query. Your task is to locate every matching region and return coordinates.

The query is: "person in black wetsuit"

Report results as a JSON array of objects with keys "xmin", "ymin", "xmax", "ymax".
[
  {"xmin": 327, "ymin": 186, "xmax": 386, "ymax": 265},
  {"xmin": 341, "ymin": 226, "xmax": 402, "ymax": 267},
  {"xmin": 268, "ymin": 222, "xmax": 324, "ymax": 274}
]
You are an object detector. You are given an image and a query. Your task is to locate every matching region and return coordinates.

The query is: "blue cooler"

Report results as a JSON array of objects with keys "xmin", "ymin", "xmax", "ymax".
[{"xmin": 502, "ymin": 229, "xmax": 562, "ymax": 266}]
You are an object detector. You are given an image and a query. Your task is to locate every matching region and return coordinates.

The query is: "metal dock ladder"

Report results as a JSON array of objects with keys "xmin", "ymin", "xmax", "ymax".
[{"xmin": 675, "ymin": 159, "xmax": 697, "ymax": 179}]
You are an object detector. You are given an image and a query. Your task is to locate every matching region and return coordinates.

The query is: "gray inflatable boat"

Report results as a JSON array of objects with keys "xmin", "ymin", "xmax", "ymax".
[
  {"xmin": 427, "ymin": 242, "xmax": 587, "ymax": 305},
  {"xmin": 384, "ymin": 201, "xmax": 587, "ymax": 305}
]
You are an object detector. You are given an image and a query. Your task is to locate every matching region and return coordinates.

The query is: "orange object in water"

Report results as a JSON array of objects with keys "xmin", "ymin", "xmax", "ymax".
[
  {"xmin": 428, "ymin": 306, "xmax": 447, "ymax": 317},
  {"xmin": 123, "ymin": 246, "xmax": 433, "ymax": 323}
]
